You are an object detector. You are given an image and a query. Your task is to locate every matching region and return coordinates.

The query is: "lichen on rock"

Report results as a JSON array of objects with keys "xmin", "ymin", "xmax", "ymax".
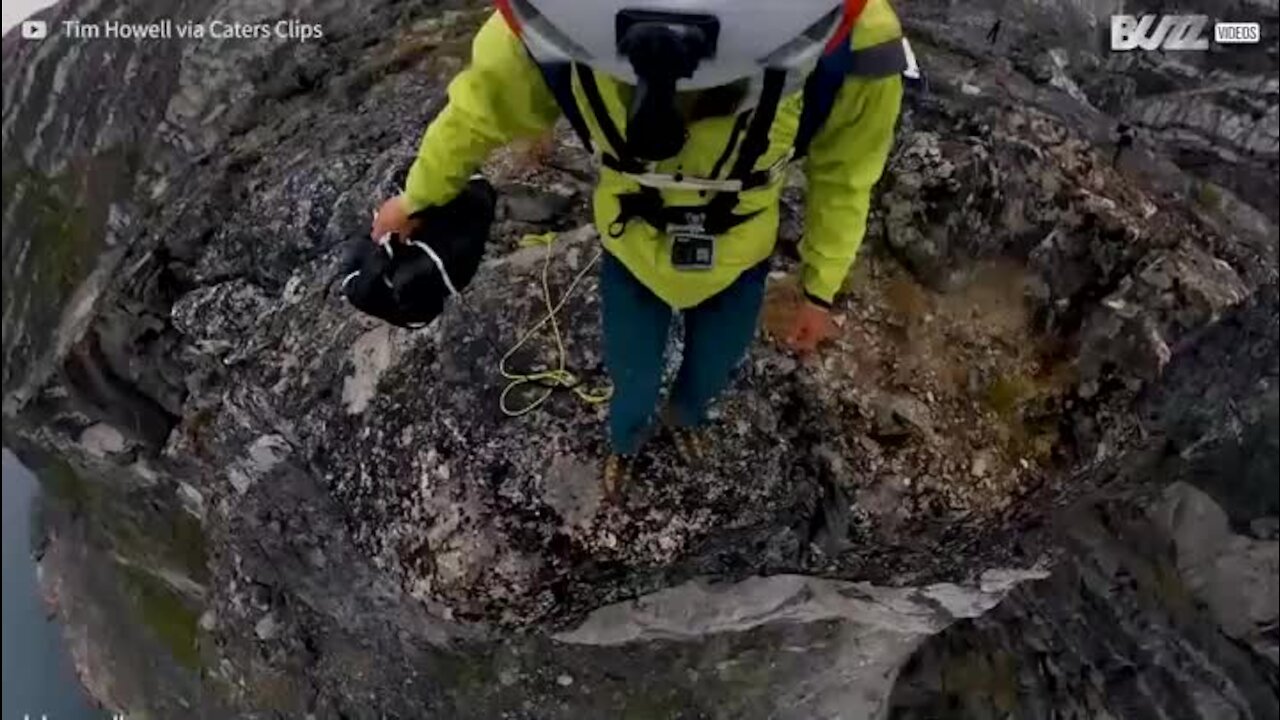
[{"xmin": 2, "ymin": 0, "xmax": 1276, "ymax": 717}]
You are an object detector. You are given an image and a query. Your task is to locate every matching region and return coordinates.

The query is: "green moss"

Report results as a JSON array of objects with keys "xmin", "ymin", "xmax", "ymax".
[
  {"xmin": 245, "ymin": 663, "xmax": 307, "ymax": 715},
  {"xmin": 13, "ymin": 440, "xmax": 211, "ymax": 674},
  {"xmin": 438, "ymin": 648, "xmax": 497, "ymax": 694},
  {"xmin": 1, "ymin": 161, "xmax": 93, "ymax": 299},
  {"xmin": 108, "ymin": 508, "xmax": 210, "ymax": 586},
  {"xmin": 1195, "ymin": 181, "xmax": 1222, "ymax": 211},
  {"xmin": 620, "ymin": 690, "xmax": 695, "ymax": 720},
  {"xmin": 35, "ymin": 454, "xmax": 100, "ymax": 513},
  {"xmin": 883, "ymin": 274, "xmax": 932, "ymax": 326},
  {"xmin": 984, "ymin": 373, "xmax": 1037, "ymax": 419},
  {"xmin": 29, "ymin": 450, "xmax": 210, "ymax": 586},
  {"xmin": 170, "ymin": 513, "xmax": 211, "ymax": 584},
  {"xmin": 1146, "ymin": 557, "xmax": 1196, "ymax": 623},
  {"xmin": 942, "ymin": 649, "xmax": 1020, "ymax": 711},
  {"xmin": 984, "ymin": 372, "xmax": 1065, "ymax": 464},
  {"xmin": 987, "ymin": 651, "xmax": 1018, "ymax": 712},
  {"xmin": 708, "ymin": 656, "xmax": 776, "ymax": 715},
  {"xmin": 2, "ymin": 160, "xmax": 97, "ymax": 391},
  {"xmin": 119, "ymin": 564, "xmax": 202, "ymax": 670}
]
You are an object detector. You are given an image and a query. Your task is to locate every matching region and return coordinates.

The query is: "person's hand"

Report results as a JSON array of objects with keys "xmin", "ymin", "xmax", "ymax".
[
  {"xmin": 371, "ymin": 195, "xmax": 418, "ymax": 244},
  {"xmin": 783, "ymin": 300, "xmax": 835, "ymax": 355}
]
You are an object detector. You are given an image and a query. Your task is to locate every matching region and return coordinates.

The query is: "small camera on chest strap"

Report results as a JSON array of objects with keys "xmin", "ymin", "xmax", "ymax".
[{"xmin": 669, "ymin": 212, "xmax": 715, "ymax": 271}]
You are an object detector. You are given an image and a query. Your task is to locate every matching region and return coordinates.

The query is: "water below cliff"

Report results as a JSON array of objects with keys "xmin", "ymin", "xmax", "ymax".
[{"xmin": 2, "ymin": 449, "xmax": 108, "ymax": 720}]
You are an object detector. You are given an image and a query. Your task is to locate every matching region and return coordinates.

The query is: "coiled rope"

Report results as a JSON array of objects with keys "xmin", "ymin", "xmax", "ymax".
[{"xmin": 496, "ymin": 232, "xmax": 613, "ymax": 417}]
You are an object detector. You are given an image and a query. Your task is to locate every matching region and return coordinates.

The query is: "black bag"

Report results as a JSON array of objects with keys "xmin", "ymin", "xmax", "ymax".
[{"xmin": 340, "ymin": 178, "xmax": 496, "ymax": 328}]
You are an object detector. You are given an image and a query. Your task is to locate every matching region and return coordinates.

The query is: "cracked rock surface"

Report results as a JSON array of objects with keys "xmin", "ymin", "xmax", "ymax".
[{"xmin": 2, "ymin": 0, "xmax": 1276, "ymax": 717}]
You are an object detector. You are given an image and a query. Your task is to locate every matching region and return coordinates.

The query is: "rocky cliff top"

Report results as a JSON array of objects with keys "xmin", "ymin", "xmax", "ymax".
[{"xmin": 2, "ymin": 0, "xmax": 1277, "ymax": 717}]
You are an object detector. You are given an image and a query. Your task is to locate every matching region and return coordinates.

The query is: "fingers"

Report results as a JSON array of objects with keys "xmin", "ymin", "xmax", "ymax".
[
  {"xmin": 370, "ymin": 207, "xmax": 389, "ymax": 243},
  {"xmin": 371, "ymin": 197, "xmax": 406, "ymax": 243},
  {"xmin": 783, "ymin": 324, "xmax": 819, "ymax": 355},
  {"xmin": 793, "ymin": 331, "xmax": 819, "ymax": 355}
]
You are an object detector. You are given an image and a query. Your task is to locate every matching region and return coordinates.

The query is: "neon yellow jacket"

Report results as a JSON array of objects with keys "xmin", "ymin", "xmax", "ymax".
[{"xmin": 404, "ymin": 4, "xmax": 904, "ymax": 309}]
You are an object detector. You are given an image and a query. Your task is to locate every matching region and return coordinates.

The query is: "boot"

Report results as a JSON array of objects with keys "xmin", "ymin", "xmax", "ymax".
[
  {"xmin": 669, "ymin": 426, "xmax": 711, "ymax": 467},
  {"xmin": 602, "ymin": 453, "xmax": 634, "ymax": 502},
  {"xmin": 663, "ymin": 407, "xmax": 711, "ymax": 467}
]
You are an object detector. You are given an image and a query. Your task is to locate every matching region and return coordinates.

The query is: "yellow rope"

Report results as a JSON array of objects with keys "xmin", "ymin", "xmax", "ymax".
[{"xmin": 498, "ymin": 233, "xmax": 613, "ymax": 417}]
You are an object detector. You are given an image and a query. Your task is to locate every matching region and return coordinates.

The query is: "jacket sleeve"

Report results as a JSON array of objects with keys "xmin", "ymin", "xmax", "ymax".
[
  {"xmin": 402, "ymin": 13, "xmax": 562, "ymax": 214},
  {"xmin": 799, "ymin": 73, "xmax": 903, "ymax": 306}
]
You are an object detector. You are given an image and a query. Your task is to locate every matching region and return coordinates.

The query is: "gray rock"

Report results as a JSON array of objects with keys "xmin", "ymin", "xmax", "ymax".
[
  {"xmin": 1252, "ymin": 517, "xmax": 1280, "ymax": 540},
  {"xmin": 545, "ymin": 572, "xmax": 1047, "ymax": 718},
  {"xmin": 1034, "ymin": 48, "xmax": 1093, "ymax": 108},
  {"xmin": 306, "ymin": 548, "xmax": 327, "ymax": 569},
  {"xmin": 893, "ymin": 490, "xmax": 1279, "ymax": 719},
  {"xmin": 541, "ymin": 454, "xmax": 604, "ymax": 530},
  {"xmin": 555, "ymin": 572, "xmax": 1044, "ymax": 646},
  {"xmin": 969, "ymin": 451, "xmax": 992, "ymax": 478},
  {"xmin": 246, "ymin": 435, "xmax": 289, "ymax": 473},
  {"xmin": 254, "ymin": 614, "xmax": 278, "ymax": 641},
  {"xmin": 867, "ymin": 391, "xmax": 936, "ymax": 442},
  {"xmin": 199, "ymin": 610, "xmax": 218, "ymax": 632},
  {"xmin": 78, "ymin": 423, "xmax": 127, "ymax": 458},
  {"xmin": 2, "ymin": 0, "xmax": 1276, "ymax": 717},
  {"xmin": 1079, "ymin": 246, "xmax": 1250, "ymax": 384},
  {"xmin": 227, "ymin": 467, "xmax": 252, "ymax": 495},
  {"xmin": 1153, "ymin": 482, "xmax": 1279, "ymax": 649},
  {"xmin": 341, "ymin": 326, "xmax": 406, "ymax": 415},
  {"xmin": 171, "ymin": 279, "xmax": 272, "ymax": 358},
  {"xmin": 499, "ymin": 184, "xmax": 575, "ymax": 224},
  {"xmin": 178, "ymin": 482, "xmax": 206, "ymax": 519}
]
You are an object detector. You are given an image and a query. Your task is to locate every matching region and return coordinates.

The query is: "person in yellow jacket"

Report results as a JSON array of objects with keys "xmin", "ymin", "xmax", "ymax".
[{"xmin": 373, "ymin": 0, "xmax": 907, "ymax": 495}]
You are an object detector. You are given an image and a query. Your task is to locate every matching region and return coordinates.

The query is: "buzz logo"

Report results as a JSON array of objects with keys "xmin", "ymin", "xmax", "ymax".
[
  {"xmin": 1111, "ymin": 15, "xmax": 1210, "ymax": 51},
  {"xmin": 1111, "ymin": 15, "xmax": 1263, "ymax": 50}
]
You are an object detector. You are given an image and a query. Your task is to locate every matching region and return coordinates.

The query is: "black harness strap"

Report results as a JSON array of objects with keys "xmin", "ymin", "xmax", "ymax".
[
  {"xmin": 535, "ymin": 62, "xmax": 595, "ymax": 155},
  {"xmin": 595, "ymin": 106, "xmax": 753, "ymax": 183},
  {"xmin": 605, "ymin": 67, "xmax": 790, "ymax": 238},
  {"xmin": 728, "ymin": 69, "xmax": 787, "ymax": 181},
  {"xmin": 531, "ymin": 35, "xmax": 916, "ymax": 238},
  {"xmin": 574, "ymin": 63, "xmax": 644, "ymax": 173},
  {"xmin": 709, "ymin": 110, "xmax": 752, "ymax": 181},
  {"xmin": 698, "ymin": 67, "xmax": 787, "ymax": 229}
]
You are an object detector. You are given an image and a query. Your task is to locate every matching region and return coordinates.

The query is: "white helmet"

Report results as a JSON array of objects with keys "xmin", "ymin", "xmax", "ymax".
[{"xmin": 496, "ymin": 0, "xmax": 862, "ymax": 91}]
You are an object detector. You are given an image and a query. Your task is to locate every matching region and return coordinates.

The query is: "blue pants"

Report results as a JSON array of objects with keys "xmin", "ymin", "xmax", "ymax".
[{"xmin": 600, "ymin": 253, "xmax": 770, "ymax": 455}]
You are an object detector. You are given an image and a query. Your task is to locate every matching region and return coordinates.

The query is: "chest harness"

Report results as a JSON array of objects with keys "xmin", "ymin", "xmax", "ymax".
[{"xmin": 530, "ymin": 33, "xmax": 917, "ymax": 241}]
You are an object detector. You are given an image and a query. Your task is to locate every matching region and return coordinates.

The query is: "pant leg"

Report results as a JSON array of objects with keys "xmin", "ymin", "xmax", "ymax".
[
  {"xmin": 600, "ymin": 252, "xmax": 673, "ymax": 454},
  {"xmin": 669, "ymin": 260, "xmax": 771, "ymax": 427}
]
